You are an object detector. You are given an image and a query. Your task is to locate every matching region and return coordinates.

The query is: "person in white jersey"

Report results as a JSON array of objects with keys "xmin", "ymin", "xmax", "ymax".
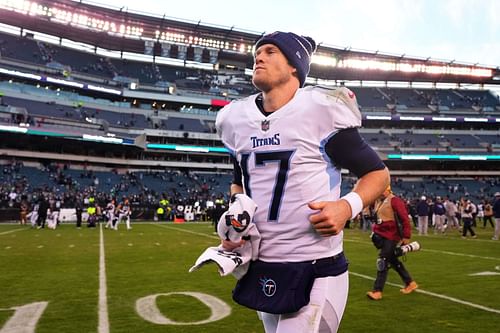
[
  {"xmin": 115, "ymin": 198, "xmax": 132, "ymax": 230},
  {"xmin": 216, "ymin": 31, "xmax": 390, "ymax": 333},
  {"xmin": 104, "ymin": 198, "xmax": 116, "ymax": 229}
]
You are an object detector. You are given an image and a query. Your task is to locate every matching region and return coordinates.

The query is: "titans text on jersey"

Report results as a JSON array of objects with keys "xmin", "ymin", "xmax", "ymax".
[{"xmin": 250, "ymin": 133, "xmax": 281, "ymax": 148}]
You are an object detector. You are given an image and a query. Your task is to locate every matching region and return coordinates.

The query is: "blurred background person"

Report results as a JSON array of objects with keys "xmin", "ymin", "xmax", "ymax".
[
  {"xmin": 416, "ymin": 195, "xmax": 429, "ymax": 235},
  {"xmin": 444, "ymin": 196, "xmax": 459, "ymax": 231},
  {"xmin": 460, "ymin": 198, "xmax": 477, "ymax": 239},
  {"xmin": 433, "ymin": 196, "xmax": 446, "ymax": 234},
  {"xmin": 482, "ymin": 199, "xmax": 494, "ymax": 229},
  {"xmin": 492, "ymin": 192, "xmax": 500, "ymax": 241}
]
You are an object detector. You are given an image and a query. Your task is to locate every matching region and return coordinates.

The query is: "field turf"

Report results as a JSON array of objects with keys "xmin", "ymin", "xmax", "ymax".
[{"xmin": 0, "ymin": 222, "xmax": 499, "ymax": 332}]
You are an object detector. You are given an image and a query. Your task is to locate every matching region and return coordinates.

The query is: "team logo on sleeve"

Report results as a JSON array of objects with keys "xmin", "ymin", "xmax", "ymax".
[{"xmin": 261, "ymin": 120, "xmax": 270, "ymax": 131}]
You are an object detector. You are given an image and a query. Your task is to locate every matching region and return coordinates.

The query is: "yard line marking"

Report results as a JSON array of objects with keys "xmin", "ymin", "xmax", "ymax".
[
  {"xmin": 98, "ymin": 223, "xmax": 110, "ymax": 333},
  {"xmin": 345, "ymin": 238, "xmax": 500, "ymax": 261},
  {"xmin": 0, "ymin": 228, "xmax": 26, "ymax": 236},
  {"xmin": 469, "ymin": 272, "xmax": 500, "ymax": 276},
  {"xmin": 350, "ymin": 271, "xmax": 500, "ymax": 315},
  {"xmin": 421, "ymin": 249, "xmax": 500, "ymax": 261},
  {"xmin": 152, "ymin": 224, "xmax": 219, "ymax": 240},
  {"xmin": 423, "ymin": 234, "xmax": 498, "ymax": 243}
]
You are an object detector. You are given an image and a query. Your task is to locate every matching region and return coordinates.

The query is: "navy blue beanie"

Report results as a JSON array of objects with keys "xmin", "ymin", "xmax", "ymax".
[{"xmin": 255, "ymin": 31, "xmax": 316, "ymax": 87}]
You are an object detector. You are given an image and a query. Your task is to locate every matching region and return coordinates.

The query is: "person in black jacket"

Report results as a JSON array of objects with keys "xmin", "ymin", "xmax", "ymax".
[
  {"xmin": 416, "ymin": 196, "xmax": 429, "ymax": 235},
  {"xmin": 492, "ymin": 192, "xmax": 500, "ymax": 240},
  {"xmin": 212, "ymin": 198, "xmax": 227, "ymax": 233},
  {"xmin": 36, "ymin": 195, "xmax": 49, "ymax": 229},
  {"xmin": 75, "ymin": 196, "xmax": 83, "ymax": 229}
]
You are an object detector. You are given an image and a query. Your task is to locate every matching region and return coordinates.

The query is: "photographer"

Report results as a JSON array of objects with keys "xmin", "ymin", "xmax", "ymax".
[{"xmin": 367, "ymin": 186, "xmax": 419, "ymax": 300}]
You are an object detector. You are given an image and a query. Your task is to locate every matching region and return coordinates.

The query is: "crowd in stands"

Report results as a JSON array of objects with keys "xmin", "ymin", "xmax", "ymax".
[
  {"xmin": 0, "ymin": 32, "xmax": 499, "ymax": 231},
  {"xmin": 1, "ymin": 31, "xmax": 498, "ymax": 115},
  {"xmin": 1, "ymin": 160, "xmax": 499, "ymax": 229},
  {"xmin": 0, "ymin": 160, "xmax": 230, "ymax": 214}
]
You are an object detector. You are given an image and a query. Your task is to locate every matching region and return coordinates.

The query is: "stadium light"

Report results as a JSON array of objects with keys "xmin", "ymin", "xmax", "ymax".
[
  {"xmin": 0, "ymin": 67, "xmax": 41, "ymax": 80},
  {"xmin": 432, "ymin": 117, "xmax": 457, "ymax": 121},
  {"xmin": 399, "ymin": 116, "xmax": 425, "ymax": 121},
  {"xmin": 335, "ymin": 57, "xmax": 493, "ymax": 78},
  {"xmin": 311, "ymin": 54, "xmax": 337, "ymax": 67},
  {"xmin": 46, "ymin": 76, "xmax": 84, "ymax": 88},
  {"xmin": 0, "ymin": 124, "xmax": 28, "ymax": 133},
  {"xmin": 387, "ymin": 154, "xmax": 500, "ymax": 161},
  {"xmin": 82, "ymin": 134, "xmax": 123, "ymax": 144}
]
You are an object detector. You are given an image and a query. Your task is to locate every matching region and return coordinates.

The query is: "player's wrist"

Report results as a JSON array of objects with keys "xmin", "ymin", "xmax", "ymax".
[{"xmin": 341, "ymin": 192, "xmax": 363, "ymax": 219}]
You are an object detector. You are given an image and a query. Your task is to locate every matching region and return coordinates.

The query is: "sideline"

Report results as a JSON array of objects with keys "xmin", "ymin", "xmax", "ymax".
[
  {"xmin": 158, "ymin": 224, "xmax": 500, "ymax": 315},
  {"xmin": 98, "ymin": 224, "xmax": 110, "ymax": 333}
]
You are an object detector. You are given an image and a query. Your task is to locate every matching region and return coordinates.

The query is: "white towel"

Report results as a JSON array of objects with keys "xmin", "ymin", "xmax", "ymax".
[
  {"xmin": 217, "ymin": 193, "xmax": 258, "ymax": 242},
  {"xmin": 189, "ymin": 224, "xmax": 260, "ymax": 279},
  {"xmin": 189, "ymin": 194, "xmax": 259, "ymax": 279}
]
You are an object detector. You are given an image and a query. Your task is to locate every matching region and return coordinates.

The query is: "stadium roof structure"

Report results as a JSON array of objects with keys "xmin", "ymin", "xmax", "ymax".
[{"xmin": 0, "ymin": 0, "xmax": 499, "ymax": 85}]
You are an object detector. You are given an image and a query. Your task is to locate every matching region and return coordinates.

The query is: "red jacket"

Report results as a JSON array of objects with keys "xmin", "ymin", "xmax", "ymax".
[{"xmin": 372, "ymin": 194, "xmax": 411, "ymax": 241}]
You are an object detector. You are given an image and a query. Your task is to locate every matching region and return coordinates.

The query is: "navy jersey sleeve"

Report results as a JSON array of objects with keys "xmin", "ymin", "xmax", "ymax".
[
  {"xmin": 231, "ymin": 155, "xmax": 243, "ymax": 186},
  {"xmin": 325, "ymin": 127, "xmax": 385, "ymax": 177}
]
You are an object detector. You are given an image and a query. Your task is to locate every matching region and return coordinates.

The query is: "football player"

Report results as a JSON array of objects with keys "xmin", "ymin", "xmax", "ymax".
[
  {"xmin": 104, "ymin": 199, "xmax": 116, "ymax": 229},
  {"xmin": 115, "ymin": 198, "xmax": 132, "ymax": 230},
  {"xmin": 216, "ymin": 31, "xmax": 389, "ymax": 333}
]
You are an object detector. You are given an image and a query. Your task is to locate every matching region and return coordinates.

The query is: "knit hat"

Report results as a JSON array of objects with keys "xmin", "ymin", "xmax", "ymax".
[{"xmin": 255, "ymin": 31, "xmax": 316, "ymax": 87}]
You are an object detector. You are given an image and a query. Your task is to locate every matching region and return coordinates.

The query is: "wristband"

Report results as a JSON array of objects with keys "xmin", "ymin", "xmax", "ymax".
[{"xmin": 341, "ymin": 192, "xmax": 363, "ymax": 219}]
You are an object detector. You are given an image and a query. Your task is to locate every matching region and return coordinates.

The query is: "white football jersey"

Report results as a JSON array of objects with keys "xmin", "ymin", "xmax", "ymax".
[{"xmin": 216, "ymin": 86, "xmax": 361, "ymax": 262}]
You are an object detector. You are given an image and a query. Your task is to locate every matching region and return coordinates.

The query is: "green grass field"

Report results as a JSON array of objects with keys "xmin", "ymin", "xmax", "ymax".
[{"xmin": 1, "ymin": 222, "xmax": 499, "ymax": 333}]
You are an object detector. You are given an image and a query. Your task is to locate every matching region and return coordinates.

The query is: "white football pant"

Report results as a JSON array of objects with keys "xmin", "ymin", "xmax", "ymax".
[
  {"xmin": 115, "ymin": 213, "xmax": 131, "ymax": 230},
  {"xmin": 47, "ymin": 212, "xmax": 59, "ymax": 229},
  {"xmin": 105, "ymin": 212, "xmax": 115, "ymax": 229}
]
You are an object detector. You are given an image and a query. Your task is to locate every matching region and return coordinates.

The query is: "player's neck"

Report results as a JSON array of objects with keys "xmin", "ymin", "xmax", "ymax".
[{"xmin": 262, "ymin": 81, "xmax": 299, "ymax": 112}]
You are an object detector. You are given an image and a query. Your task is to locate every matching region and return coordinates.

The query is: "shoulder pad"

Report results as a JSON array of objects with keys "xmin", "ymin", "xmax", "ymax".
[{"xmin": 310, "ymin": 85, "xmax": 362, "ymax": 123}]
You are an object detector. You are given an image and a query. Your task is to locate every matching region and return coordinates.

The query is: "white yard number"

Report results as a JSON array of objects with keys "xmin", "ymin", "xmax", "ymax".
[
  {"xmin": 0, "ymin": 292, "xmax": 230, "ymax": 331},
  {"xmin": 136, "ymin": 292, "xmax": 231, "ymax": 325},
  {"xmin": 0, "ymin": 302, "xmax": 48, "ymax": 333}
]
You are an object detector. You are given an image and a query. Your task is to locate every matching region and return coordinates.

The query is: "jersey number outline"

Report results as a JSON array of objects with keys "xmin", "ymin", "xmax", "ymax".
[{"xmin": 240, "ymin": 150, "xmax": 295, "ymax": 221}]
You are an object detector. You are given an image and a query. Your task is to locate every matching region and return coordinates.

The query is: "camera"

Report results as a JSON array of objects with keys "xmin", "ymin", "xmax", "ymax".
[{"xmin": 394, "ymin": 241, "xmax": 421, "ymax": 257}]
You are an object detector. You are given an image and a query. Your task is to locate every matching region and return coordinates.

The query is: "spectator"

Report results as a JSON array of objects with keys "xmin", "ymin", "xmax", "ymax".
[
  {"xmin": 444, "ymin": 197, "xmax": 459, "ymax": 231},
  {"xmin": 36, "ymin": 195, "xmax": 49, "ymax": 229},
  {"xmin": 492, "ymin": 192, "xmax": 500, "ymax": 240},
  {"xmin": 461, "ymin": 199, "xmax": 477, "ymax": 239},
  {"xmin": 416, "ymin": 196, "xmax": 429, "ymax": 235},
  {"xmin": 483, "ymin": 199, "xmax": 494, "ymax": 229},
  {"xmin": 433, "ymin": 196, "xmax": 446, "ymax": 234}
]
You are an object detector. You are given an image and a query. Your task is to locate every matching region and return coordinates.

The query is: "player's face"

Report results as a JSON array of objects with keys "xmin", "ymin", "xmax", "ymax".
[{"xmin": 252, "ymin": 44, "xmax": 296, "ymax": 92}]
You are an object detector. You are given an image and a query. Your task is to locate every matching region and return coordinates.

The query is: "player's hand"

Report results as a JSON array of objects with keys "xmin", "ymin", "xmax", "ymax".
[
  {"xmin": 308, "ymin": 200, "xmax": 351, "ymax": 236},
  {"xmin": 220, "ymin": 239, "xmax": 246, "ymax": 251},
  {"xmin": 401, "ymin": 238, "xmax": 410, "ymax": 245}
]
